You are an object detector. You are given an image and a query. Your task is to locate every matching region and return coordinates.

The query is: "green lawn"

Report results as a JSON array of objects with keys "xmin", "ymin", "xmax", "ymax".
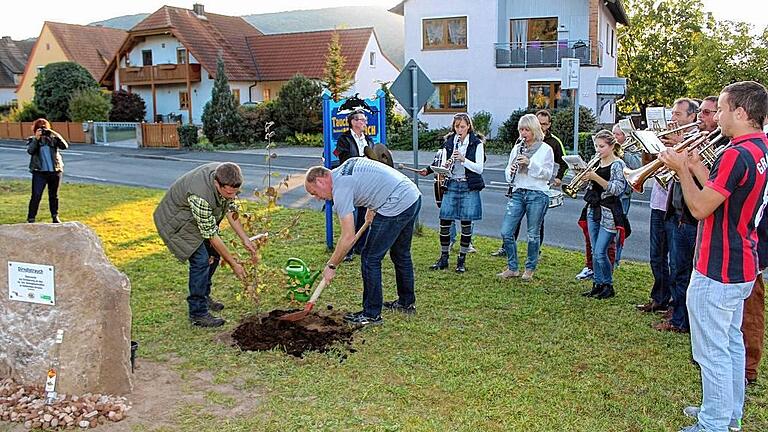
[{"xmin": 1, "ymin": 179, "xmax": 766, "ymax": 431}]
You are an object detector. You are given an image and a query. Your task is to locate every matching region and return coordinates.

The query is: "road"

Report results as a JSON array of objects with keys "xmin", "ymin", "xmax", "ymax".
[{"xmin": 0, "ymin": 140, "xmax": 653, "ymax": 262}]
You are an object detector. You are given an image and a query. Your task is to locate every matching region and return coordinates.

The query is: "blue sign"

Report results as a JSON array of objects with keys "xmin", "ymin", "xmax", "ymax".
[{"xmin": 321, "ymin": 89, "xmax": 388, "ymax": 249}]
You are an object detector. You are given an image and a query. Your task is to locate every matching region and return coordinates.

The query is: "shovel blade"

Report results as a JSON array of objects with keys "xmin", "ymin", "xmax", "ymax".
[{"xmin": 278, "ymin": 303, "xmax": 315, "ymax": 321}]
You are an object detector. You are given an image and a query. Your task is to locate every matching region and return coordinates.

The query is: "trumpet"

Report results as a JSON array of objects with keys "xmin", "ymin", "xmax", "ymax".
[
  {"xmin": 623, "ymin": 131, "xmax": 711, "ymax": 193},
  {"xmin": 653, "ymin": 129, "xmax": 728, "ymax": 188},
  {"xmin": 562, "ymin": 154, "xmax": 601, "ymax": 198}
]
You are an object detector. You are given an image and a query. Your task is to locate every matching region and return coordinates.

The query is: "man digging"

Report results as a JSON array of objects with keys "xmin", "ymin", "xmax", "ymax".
[
  {"xmin": 154, "ymin": 162, "xmax": 258, "ymax": 327},
  {"xmin": 304, "ymin": 158, "xmax": 421, "ymax": 326}
]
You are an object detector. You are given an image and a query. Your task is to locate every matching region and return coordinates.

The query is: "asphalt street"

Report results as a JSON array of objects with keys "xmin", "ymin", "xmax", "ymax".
[{"xmin": 0, "ymin": 139, "xmax": 653, "ymax": 263}]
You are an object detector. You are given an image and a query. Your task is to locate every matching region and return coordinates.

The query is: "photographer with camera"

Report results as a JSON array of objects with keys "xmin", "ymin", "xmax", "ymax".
[{"xmin": 26, "ymin": 118, "xmax": 68, "ymax": 223}]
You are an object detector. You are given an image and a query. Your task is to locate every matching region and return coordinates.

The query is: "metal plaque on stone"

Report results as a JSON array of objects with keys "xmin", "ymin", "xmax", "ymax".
[{"xmin": 8, "ymin": 261, "xmax": 55, "ymax": 305}]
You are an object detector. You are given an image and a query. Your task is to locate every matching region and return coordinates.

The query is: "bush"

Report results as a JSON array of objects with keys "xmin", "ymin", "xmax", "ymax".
[
  {"xmin": 178, "ymin": 124, "xmax": 199, "ymax": 147},
  {"xmin": 286, "ymin": 132, "xmax": 323, "ymax": 146},
  {"xmin": 472, "ymin": 110, "xmax": 493, "ymax": 138},
  {"xmin": 577, "ymin": 132, "xmax": 596, "ymax": 161},
  {"xmin": 68, "ymin": 89, "xmax": 111, "ymax": 122},
  {"xmin": 551, "ymin": 106, "xmax": 597, "ymax": 153},
  {"xmin": 497, "ymin": 108, "xmax": 538, "ymax": 144},
  {"xmin": 33, "ymin": 62, "xmax": 98, "ymax": 121},
  {"xmin": 8, "ymin": 102, "xmax": 46, "ymax": 122},
  {"xmin": 239, "ymin": 101, "xmax": 278, "ymax": 143},
  {"xmin": 110, "ymin": 90, "xmax": 146, "ymax": 122},
  {"xmin": 386, "ymin": 113, "xmax": 449, "ymax": 151},
  {"xmin": 274, "ymin": 74, "xmax": 322, "ymax": 135}
]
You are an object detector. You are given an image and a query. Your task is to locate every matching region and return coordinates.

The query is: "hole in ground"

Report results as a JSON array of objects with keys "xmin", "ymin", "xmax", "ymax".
[{"xmin": 231, "ymin": 309, "xmax": 361, "ymax": 357}]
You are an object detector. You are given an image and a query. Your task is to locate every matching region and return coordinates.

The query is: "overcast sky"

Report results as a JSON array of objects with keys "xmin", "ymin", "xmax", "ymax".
[{"xmin": 1, "ymin": 0, "xmax": 764, "ymax": 40}]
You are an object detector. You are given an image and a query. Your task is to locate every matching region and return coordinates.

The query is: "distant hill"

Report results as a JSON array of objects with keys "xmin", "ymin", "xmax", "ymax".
[{"xmin": 89, "ymin": 6, "xmax": 404, "ymax": 68}]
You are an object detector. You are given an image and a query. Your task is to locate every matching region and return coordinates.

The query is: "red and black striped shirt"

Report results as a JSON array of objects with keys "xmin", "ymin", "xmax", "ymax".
[{"xmin": 695, "ymin": 132, "xmax": 768, "ymax": 283}]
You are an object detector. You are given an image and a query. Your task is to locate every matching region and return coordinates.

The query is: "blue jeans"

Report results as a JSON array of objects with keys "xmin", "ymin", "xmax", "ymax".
[
  {"xmin": 360, "ymin": 198, "xmax": 421, "ymax": 317},
  {"xmin": 687, "ymin": 270, "xmax": 754, "ymax": 430},
  {"xmin": 500, "ymin": 189, "xmax": 548, "ymax": 272},
  {"xmin": 649, "ymin": 209, "xmax": 677, "ymax": 306},
  {"xmin": 187, "ymin": 240, "xmax": 220, "ymax": 317},
  {"xmin": 615, "ymin": 193, "xmax": 632, "ymax": 266},
  {"xmin": 587, "ymin": 212, "xmax": 617, "ymax": 285},
  {"xmin": 671, "ymin": 222, "xmax": 697, "ymax": 330}
]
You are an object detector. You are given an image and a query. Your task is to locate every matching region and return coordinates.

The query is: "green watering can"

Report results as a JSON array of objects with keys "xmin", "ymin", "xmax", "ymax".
[{"xmin": 283, "ymin": 258, "xmax": 321, "ymax": 302}]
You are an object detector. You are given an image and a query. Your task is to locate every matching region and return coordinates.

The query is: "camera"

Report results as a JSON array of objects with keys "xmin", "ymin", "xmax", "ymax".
[{"xmin": 39, "ymin": 127, "xmax": 52, "ymax": 137}]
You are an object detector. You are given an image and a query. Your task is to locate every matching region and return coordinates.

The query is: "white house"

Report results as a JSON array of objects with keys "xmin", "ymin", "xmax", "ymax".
[
  {"xmin": 390, "ymin": 0, "xmax": 629, "ymax": 141},
  {"xmin": 101, "ymin": 4, "xmax": 399, "ymax": 125}
]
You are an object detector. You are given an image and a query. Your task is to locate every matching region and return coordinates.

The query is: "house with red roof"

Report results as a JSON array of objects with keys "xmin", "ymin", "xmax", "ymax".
[
  {"xmin": 16, "ymin": 23, "xmax": 126, "ymax": 105},
  {"xmin": 101, "ymin": 4, "xmax": 400, "ymax": 124},
  {"xmin": 0, "ymin": 36, "xmax": 33, "ymax": 106}
]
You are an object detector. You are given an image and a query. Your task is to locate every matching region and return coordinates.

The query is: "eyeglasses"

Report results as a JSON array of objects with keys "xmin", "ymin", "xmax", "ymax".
[
  {"xmin": 351, "ymin": 117, "xmax": 367, "ymax": 122},
  {"xmin": 539, "ymin": 122, "xmax": 551, "ymax": 127},
  {"xmin": 698, "ymin": 109, "xmax": 715, "ymax": 115}
]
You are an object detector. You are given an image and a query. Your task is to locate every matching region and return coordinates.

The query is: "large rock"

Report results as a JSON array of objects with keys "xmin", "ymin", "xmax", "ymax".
[{"xmin": 0, "ymin": 222, "xmax": 133, "ymax": 395}]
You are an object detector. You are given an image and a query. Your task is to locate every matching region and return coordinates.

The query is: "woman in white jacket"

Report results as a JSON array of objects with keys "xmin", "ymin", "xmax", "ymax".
[{"xmin": 497, "ymin": 114, "xmax": 554, "ymax": 281}]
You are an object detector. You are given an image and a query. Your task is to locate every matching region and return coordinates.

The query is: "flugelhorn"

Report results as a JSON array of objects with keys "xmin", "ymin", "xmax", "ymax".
[
  {"xmin": 623, "ymin": 131, "xmax": 710, "ymax": 193},
  {"xmin": 562, "ymin": 154, "xmax": 601, "ymax": 198}
]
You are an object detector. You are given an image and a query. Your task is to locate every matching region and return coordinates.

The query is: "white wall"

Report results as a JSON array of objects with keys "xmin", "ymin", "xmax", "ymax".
[
  {"xmin": 403, "ymin": 0, "xmax": 623, "ymax": 137},
  {"xmin": 0, "ymin": 88, "xmax": 16, "ymax": 105},
  {"xmin": 348, "ymin": 33, "xmax": 400, "ymax": 100},
  {"xmin": 126, "ymin": 35, "xmax": 192, "ymax": 66}
]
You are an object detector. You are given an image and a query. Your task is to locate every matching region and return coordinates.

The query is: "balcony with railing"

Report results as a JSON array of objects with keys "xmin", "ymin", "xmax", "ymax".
[
  {"xmin": 494, "ymin": 40, "xmax": 602, "ymax": 68},
  {"xmin": 119, "ymin": 63, "xmax": 202, "ymax": 85}
]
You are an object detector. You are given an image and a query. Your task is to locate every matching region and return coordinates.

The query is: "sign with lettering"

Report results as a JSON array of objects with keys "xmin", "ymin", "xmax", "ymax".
[
  {"xmin": 322, "ymin": 89, "xmax": 387, "ymax": 169},
  {"xmin": 8, "ymin": 261, "xmax": 55, "ymax": 305}
]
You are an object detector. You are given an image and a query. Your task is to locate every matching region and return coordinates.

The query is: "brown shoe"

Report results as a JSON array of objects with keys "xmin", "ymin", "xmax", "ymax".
[
  {"xmin": 662, "ymin": 308, "xmax": 673, "ymax": 320},
  {"xmin": 635, "ymin": 300, "xmax": 666, "ymax": 313},
  {"xmin": 653, "ymin": 321, "xmax": 688, "ymax": 333},
  {"xmin": 521, "ymin": 270, "xmax": 535, "ymax": 281}
]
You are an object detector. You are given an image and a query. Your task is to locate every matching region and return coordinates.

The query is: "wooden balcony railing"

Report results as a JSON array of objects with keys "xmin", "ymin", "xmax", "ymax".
[{"xmin": 119, "ymin": 63, "xmax": 201, "ymax": 85}]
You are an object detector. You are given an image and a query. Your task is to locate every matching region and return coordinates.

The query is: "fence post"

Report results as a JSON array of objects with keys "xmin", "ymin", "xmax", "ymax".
[{"xmin": 137, "ymin": 123, "xmax": 144, "ymax": 147}]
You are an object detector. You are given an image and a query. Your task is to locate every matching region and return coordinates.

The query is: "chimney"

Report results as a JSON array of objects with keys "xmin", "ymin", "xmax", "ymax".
[{"xmin": 193, "ymin": 4, "xmax": 205, "ymax": 16}]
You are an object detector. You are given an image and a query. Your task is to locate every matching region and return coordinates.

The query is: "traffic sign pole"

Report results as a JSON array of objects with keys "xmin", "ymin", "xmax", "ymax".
[{"xmin": 411, "ymin": 64, "xmax": 419, "ymax": 188}]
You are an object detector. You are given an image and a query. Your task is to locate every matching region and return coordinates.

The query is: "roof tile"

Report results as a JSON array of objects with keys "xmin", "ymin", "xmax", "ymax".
[{"xmin": 46, "ymin": 22, "xmax": 127, "ymax": 80}]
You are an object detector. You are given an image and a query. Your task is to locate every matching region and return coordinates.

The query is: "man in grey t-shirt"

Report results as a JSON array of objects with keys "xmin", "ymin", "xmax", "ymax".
[{"xmin": 304, "ymin": 158, "xmax": 422, "ymax": 325}]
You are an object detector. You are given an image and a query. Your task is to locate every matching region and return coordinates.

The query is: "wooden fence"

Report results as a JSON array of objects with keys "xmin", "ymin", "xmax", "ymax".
[
  {"xmin": 0, "ymin": 122, "xmax": 85, "ymax": 143},
  {"xmin": 140, "ymin": 123, "xmax": 180, "ymax": 148}
]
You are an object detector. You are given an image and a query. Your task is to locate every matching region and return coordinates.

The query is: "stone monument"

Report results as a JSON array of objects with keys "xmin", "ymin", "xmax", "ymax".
[{"xmin": 0, "ymin": 222, "xmax": 133, "ymax": 395}]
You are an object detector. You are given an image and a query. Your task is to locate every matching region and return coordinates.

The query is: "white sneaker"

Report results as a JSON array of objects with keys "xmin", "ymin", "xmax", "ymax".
[
  {"xmin": 575, "ymin": 267, "xmax": 594, "ymax": 280},
  {"xmin": 467, "ymin": 243, "xmax": 477, "ymax": 253}
]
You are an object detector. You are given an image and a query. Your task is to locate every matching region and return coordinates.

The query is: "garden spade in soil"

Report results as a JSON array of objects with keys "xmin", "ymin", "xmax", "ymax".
[{"xmin": 279, "ymin": 219, "xmax": 372, "ymax": 322}]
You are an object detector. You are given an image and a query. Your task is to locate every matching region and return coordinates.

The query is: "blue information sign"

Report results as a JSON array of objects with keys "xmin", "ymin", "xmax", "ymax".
[{"xmin": 321, "ymin": 89, "xmax": 388, "ymax": 249}]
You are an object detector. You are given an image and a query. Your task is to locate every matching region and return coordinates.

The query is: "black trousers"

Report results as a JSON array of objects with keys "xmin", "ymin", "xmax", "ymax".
[{"xmin": 27, "ymin": 171, "xmax": 62, "ymax": 222}]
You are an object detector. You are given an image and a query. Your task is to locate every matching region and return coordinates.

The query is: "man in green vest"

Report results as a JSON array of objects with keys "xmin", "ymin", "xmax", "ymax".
[{"xmin": 153, "ymin": 162, "xmax": 257, "ymax": 327}]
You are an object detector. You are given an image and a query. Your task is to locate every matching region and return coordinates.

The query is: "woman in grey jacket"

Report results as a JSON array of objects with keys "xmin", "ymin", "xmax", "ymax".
[{"xmin": 26, "ymin": 118, "xmax": 68, "ymax": 223}]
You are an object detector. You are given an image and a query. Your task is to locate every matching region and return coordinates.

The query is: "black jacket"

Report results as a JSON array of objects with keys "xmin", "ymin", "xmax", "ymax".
[
  {"xmin": 27, "ymin": 131, "xmax": 68, "ymax": 172},
  {"xmin": 428, "ymin": 132, "xmax": 485, "ymax": 191},
  {"xmin": 335, "ymin": 130, "xmax": 374, "ymax": 164}
]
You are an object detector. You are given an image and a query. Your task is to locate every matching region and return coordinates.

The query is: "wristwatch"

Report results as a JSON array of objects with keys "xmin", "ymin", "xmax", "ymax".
[{"xmin": 326, "ymin": 262, "xmax": 337, "ymax": 270}]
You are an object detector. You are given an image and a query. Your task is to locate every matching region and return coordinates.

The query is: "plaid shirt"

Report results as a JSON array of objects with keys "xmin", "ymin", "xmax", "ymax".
[{"xmin": 187, "ymin": 193, "xmax": 238, "ymax": 239}]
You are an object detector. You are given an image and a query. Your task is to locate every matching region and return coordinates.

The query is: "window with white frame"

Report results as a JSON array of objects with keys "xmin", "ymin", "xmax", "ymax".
[{"xmin": 423, "ymin": 17, "xmax": 467, "ymax": 50}]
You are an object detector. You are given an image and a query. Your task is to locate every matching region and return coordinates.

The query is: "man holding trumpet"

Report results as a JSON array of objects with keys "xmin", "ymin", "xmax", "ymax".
[{"xmin": 658, "ymin": 81, "xmax": 768, "ymax": 432}]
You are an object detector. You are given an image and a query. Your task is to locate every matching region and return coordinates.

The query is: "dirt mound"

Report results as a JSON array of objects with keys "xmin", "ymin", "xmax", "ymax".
[{"xmin": 231, "ymin": 309, "xmax": 360, "ymax": 357}]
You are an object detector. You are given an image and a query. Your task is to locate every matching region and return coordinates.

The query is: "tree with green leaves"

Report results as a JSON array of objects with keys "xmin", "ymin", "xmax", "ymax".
[
  {"xmin": 617, "ymin": 0, "xmax": 706, "ymax": 113},
  {"xmin": 687, "ymin": 18, "xmax": 768, "ymax": 97},
  {"xmin": 201, "ymin": 56, "xmax": 243, "ymax": 144},
  {"xmin": 274, "ymin": 74, "xmax": 322, "ymax": 135},
  {"xmin": 322, "ymin": 32, "xmax": 355, "ymax": 102},
  {"xmin": 68, "ymin": 89, "xmax": 111, "ymax": 122},
  {"xmin": 33, "ymin": 62, "xmax": 99, "ymax": 121}
]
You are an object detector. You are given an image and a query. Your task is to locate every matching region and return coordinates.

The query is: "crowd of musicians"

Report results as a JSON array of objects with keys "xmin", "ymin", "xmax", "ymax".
[{"xmin": 308, "ymin": 80, "xmax": 768, "ymax": 432}]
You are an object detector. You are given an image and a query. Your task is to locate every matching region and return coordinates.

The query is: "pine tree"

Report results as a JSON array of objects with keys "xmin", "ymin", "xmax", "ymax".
[
  {"xmin": 322, "ymin": 32, "xmax": 355, "ymax": 102},
  {"xmin": 202, "ymin": 55, "xmax": 242, "ymax": 144}
]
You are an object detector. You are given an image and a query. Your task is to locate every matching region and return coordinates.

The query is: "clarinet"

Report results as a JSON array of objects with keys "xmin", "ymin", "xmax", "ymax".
[{"xmin": 506, "ymin": 137, "xmax": 526, "ymax": 197}]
